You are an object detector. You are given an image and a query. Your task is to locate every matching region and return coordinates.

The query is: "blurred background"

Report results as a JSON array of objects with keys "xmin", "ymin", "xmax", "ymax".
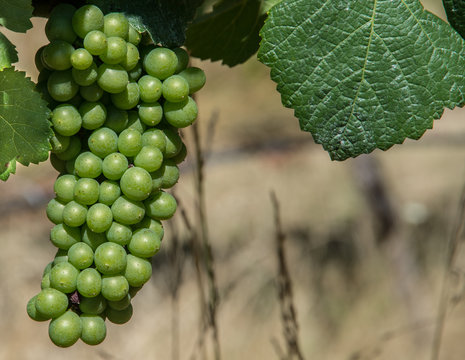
[{"xmin": 2, "ymin": 0, "xmax": 465, "ymax": 359}]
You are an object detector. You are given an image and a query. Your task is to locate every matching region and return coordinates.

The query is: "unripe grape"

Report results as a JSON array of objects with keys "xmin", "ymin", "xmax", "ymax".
[{"xmin": 48, "ymin": 310, "xmax": 82, "ymax": 347}]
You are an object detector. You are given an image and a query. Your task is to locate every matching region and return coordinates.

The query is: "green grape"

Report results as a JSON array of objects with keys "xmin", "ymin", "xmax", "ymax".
[
  {"xmin": 117, "ymin": 128, "xmax": 142, "ymax": 156},
  {"xmin": 128, "ymin": 286, "xmax": 142, "ymax": 298},
  {"xmin": 43, "ymin": 261, "xmax": 53, "ymax": 276},
  {"xmin": 81, "ymin": 224, "xmax": 107, "ymax": 250},
  {"xmin": 127, "ymin": 25, "xmax": 141, "ymax": 45},
  {"xmin": 27, "ymin": 295, "xmax": 49, "ymax": 321},
  {"xmin": 142, "ymin": 128, "xmax": 166, "ymax": 152},
  {"xmin": 144, "ymin": 191, "xmax": 177, "ymax": 220},
  {"xmin": 106, "ymin": 303, "xmax": 133, "ymax": 324},
  {"xmin": 56, "ymin": 136, "xmax": 81, "ymax": 161},
  {"xmin": 138, "ymin": 102, "xmax": 163, "ymax": 126},
  {"xmin": 111, "ymin": 196, "xmax": 145, "ymax": 225},
  {"xmin": 65, "ymin": 158, "xmax": 76, "ymax": 175},
  {"xmin": 53, "ymin": 249, "xmax": 69, "ymax": 265},
  {"xmin": 41, "ymin": 273, "xmax": 51, "ymax": 289},
  {"xmin": 77, "ymin": 268, "xmax": 102, "ymax": 297},
  {"xmin": 100, "ymin": 36, "xmax": 127, "ymax": 64},
  {"xmin": 120, "ymin": 43, "xmax": 139, "ymax": 71},
  {"xmin": 151, "ymin": 160, "xmax": 180, "ymax": 189},
  {"xmin": 162, "ymin": 75, "xmax": 190, "ymax": 103},
  {"xmin": 120, "ymin": 167, "xmax": 152, "ymax": 201},
  {"xmin": 102, "ymin": 152, "xmax": 128, "ymax": 180},
  {"xmin": 35, "ymin": 46, "xmax": 47, "ymax": 72},
  {"xmin": 164, "ymin": 96, "xmax": 198, "ymax": 128},
  {"xmin": 173, "ymin": 47, "xmax": 189, "ymax": 73},
  {"xmin": 79, "ymin": 101, "xmax": 107, "ymax": 130},
  {"xmin": 45, "ymin": 4, "xmax": 77, "ymax": 43},
  {"xmin": 79, "ymin": 294, "xmax": 107, "ymax": 314},
  {"xmin": 51, "ymin": 104, "xmax": 82, "ymax": 137},
  {"xmin": 99, "ymin": 180, "xmax": 121, "ymax": 206},
  {"xmin": 46, "ymin": 198, "xmax": 66, "ymax": 224},
  {"xmin": 68, "ymin": 242, "xmax": 94, "ymax": 270},
  {"xmin": 74, "ymin": 151, "xmax": 103, "ymax": 178},
  {"xmin": 138, "ymin": 75, "xmax": 162, "ymax": 103},
  {"xmin": 63, "ymin": 201, "xmax": 87, "ymax": 227},
  {"xmin": 72, "ymin": 62, "xmax": 98, "ymax": 86},
  {"xmin": 97, "ymin": 63, "xmax": 128, "ymax": 93},
  {"xmin": 48, "ymin": 310, "xmax": 82, "ymax": 347},
  {"xmin": 163, "ymin": 128, "xmax": 183, "ymax": 158},
  {"xmin": 70, "ymin": 48, "xmax": 93, "ymax": 70},
  {"xmin": 50, "ymin": 261, "xmax": 79, "ymax": 293},
  {"xmin": 107, "ymin": 293, "xmax": 131, "ymax": 310},
  {"xmin": 105, "ymin": 105, "xmax": 129, "ymax": 133},
  {"xmin": 88, "ymin": 127, "xmax": 118, "ymax": 158},
  {"xmin": 101, "ymin": 275, "xmax": 129, "ymax": 301},
  {"xmin": 128, "ymin": 228, "xmax": 161, "ymax": 258},
  {"xmin": 127, "ymin": 61, "xmax": 142, "ymax": 82},
  {"xmin": 50, "ymin": 153, "xmax": 67, "ymax": 173},
  {"xmin": 178, "ymin": 67, "xmax": 206, "ymax": 94},
  {"xmin": 111, "ymin": 82, "xmax": 140, "ymax": 110},
  {"xmin": 54, "ymin": 174, "xmax": 77, "ymax": 203},
  {"xmin": 84, "ymin": 30, "xmax": 107, "ymax": 55},
  {"xmin": 124, "ymin": 254, "xmax": 152, "ymax": 287},
  {"xmin": 133, "ymin": 146, "xmax": 163, "ymax": 172},
  {"xmin": 74, "ymin": 178, "xmax": 100, "ymax": 205},
  {"xmin": 171, "ymin": 143, "xmax": 187, "ymax": 164},
  {"xmin": 133, "ymin": 217, "xmax": 164, "ymax": 240},
  {"xmin": 86, "ymin": 203, "xmax": 113, "ymax": 233},
  {"xmin": 106, "ymin": 221, "xmax": 132, "ymax": 246},
  {"xmin": 143, "ymin": 48, "xmax": 177, "ymax": 80},
  {"xmin": 48, "ymin": 70, "xmax": 79, "ymax": 102},
  {"xmin": 94, "ymin": 242, "xmax": 127, "ymax": 275},
  {"xmin": 42, "ymin": 41, "xmax": 74, "ymax": 71},
  {"xmin": 51, "ymin": 133, "xmax": 71, "ymax": 154},
  {"xmin": 103, "ymin": 13, "xmax": 129, "ymax": 39},
  {"xmin": 127, "ymin": 111, "xmax": 146, "ymax": 133},
  {"xmin": 35, "ymin": 288, "xmax": 68, "ymax": 319},
  {"xmin": 72, "ymin": 4, "xmax": 104, "ymax": 39},
  {"xmin": 80, "ymin": 83, "xmax": 104, "ymax": 102},
  {"xmin": 80, "ymin": 314, "xmax": 106, "ymax": 345}
]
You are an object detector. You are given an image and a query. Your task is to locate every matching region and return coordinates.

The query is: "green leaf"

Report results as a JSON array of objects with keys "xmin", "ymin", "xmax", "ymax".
[
  {"xmin": 0, "ymin": 32, "xmax": 18, "ymax": 69},
  {"xmin": 0, "ymin": 67, "xmax": 51, "ymax": 170},
  {"xmin": 0, "ymin": 0, "xmax": 33, "ymax": 32},
  {"xmin": 443, "ymin": 0, "xmax": 465, "ymax": 38},
  {"xmin": 258, "ymin": 0, "xmax": 465, "ymax": 160},
  {"xmin": 0, "ymin": 159, "xmax": 16, "ymax": 181},
  {"xmin": 91, "ymin": 0, "xmax": 203, "ymax": 47},
  {"xmin": 185, "ymin": 0, "xmax": 266, "ymax": 66}
]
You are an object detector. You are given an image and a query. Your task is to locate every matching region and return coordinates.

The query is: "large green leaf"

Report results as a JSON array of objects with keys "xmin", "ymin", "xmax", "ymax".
[
  {"xmin": 0, "ymin": 0, "xmax": 33, "ymax": 32},
  {"xmin": 0, "ymin": 32, "xmax": 18, "ymax": 69},
  {"xmin": 185, "ymin": 0, "xmax": 266, "ymax": 66},
  {"xmin": 0, "ymin": 67, "xmax": 51, "ymax": 173},
  {"xmin": 443, "ymin": 0, "xmax": 465, "ymax": 37},
  {"xmin": 259, "ymin": 0, "xmax": 465, "ymax": 160},
  {"xmin": 91, "ymin": 0, "xmax": 203, "ymax": 47}
]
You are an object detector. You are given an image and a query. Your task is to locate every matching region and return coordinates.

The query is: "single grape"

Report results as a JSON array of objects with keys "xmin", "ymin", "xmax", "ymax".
[
  {"xmin": 87, "ymin": 203, "xmax": 113, "ymax": 233},
  {"xmin": 111, "ymin": 196, "xmax": 145, "ymax": 225},
  {"xmin": 47, "ymin": 70, "xmax": 79, "ymax": 102},
  {"xmin": 128, "ymin": 228, "xmax": 161, "ymax": 258},
  {"xmin": 41, "ymin": 273, "xmax": 51, "ymax": 289},
  {"xmin": 138, "ymin": 75, "xmax": 162, "ymax": 103},
  {"xmin": 45, "ymin": 4, "xmax": 77, "ymax": 43},
  {"xmin": 163, "ymin": 128, "xmax": 183, "ymax": 158},
  {"xmin": 51, "ymin": 104, "xmax": 82, "ymax": 136},
  {"xmin": 63, "ymin": 201, "xmax": 88, "ymax": 227},
  {"xmin": 162, "ymin": 75, "xmax": 190, "ymax": 103},
  {"xmin": 54, "ymin": 174, "xmax": 77, "ymax": 203},
  {"xmin": 84, "ymin": 30, "xmax": 107, "ymax": 55},
  {"xmin": 79, "ymin": 294, "xmax": 107, "ymax": 314},
  {"xmin": 100, "ymin": 36, "xmax": 127, "ymax": 64},
  {"xmin": 107, "ymin": 293, "xmax": 131, "ymax": 310},
  {"xmin": 171, "ymin": 143, "xmax": 187, "ymax": 164},
  {"xmin": 111, "ymin": 82, "xmax": 140, "ymax": 110},
  {"xmin": 133, "ymin": 217, "xmax": 164, "ymax": 240},
  {"xmin": 77, "ymin": 268, "xmax": 102, "ymax": 298},
  {"xmin": 80, "ymin": 83, "xmax": 104, "ymax": 102},
  {"xmin": 120, "ymin": 43, "xmax": 140, "ymax": 71},
  {"xmin": 124, "ymin": 254, "xmax": 152, "ymax": 287},
  {"xmin": 70, "ymin": 48, "xmax": 93, "ymax": 70},
  {"xmin": 74, "ymin": 151, "xmax": 103, "ymax": 178},
  {"xmin": 74, "ymin": 178, "xmax": 100, "ymax": 205},
  {"xmin": 48, "ymin": 310, "xmax": 82, "ymax": 347},
  {"xmin": 144, "ymin": 190, "xmax": 177, "ymax": 220},
  {"xmin": 127, "ymin": 111, "xmax": 146, "ymax": 133},
  {"xmin": 80, "ymin": 101, "xmax": 107, "ymax": 130},
  {"xmin": 178, "ymin": 67, "xmax": 206, "ymax": 94},
  {"xmin": 103, "ymin": 13, "xmax": 129, "ymax": 39},
  {"xmin": 42, "ymin": 41, "xmax": 74, "ymax": 71},
  {"xmin": 53, "ymin": 249, "xmax": 69, "ymax": 265},
  {"xmin": 99, "ymin": 180, "xmax": 121, "ymax": 206},
  {"xmin": 151, "ymin": 160, "xmax": 180, "ymax": 189},
  {"xmin": 27, "ymin": 295, "xmax": 49, "ymax": 321},
  {"xmin": 81, "ymin": 224, "xmax": 107, "ymax": 251},
  {"xmin": 80, "ymin": 314, "xmax": 107, "ymax": 345},
  {"xmin": 72, "ymin": 4, "xmax": 104, "ymax": 39},
  {"xmin": 105, "ymin": 105, "xmax": 129, "ymax": 133},
  {"xmin": 120, "ymin": 166, "xmax": 152, "ymax": 201},
  {"xmin": 118, "ymin": 128, "xmax": 142, "ymax": 157},
  {"xmin": 106, "ymin": 303, "xmax": 133, "ymax": 324},
  {"xmin": 35, "ymin": 46, "xmax": 47, "ymax": 72},
  {"xmin": 127, "ymin": 25, "xmax": 141, "ymax": 45},
  {"xmin": 88, "ymin": 127, "xmax": 118, "ymax": 158},
  {"xmin": 68, "ymin": 242, "xmax": 94, "ymax": 269},
  {"xmin": 133, "ymin": 146, "xmax": 163, "ymax": 172},
  {"xmin": 35, "ymin": 288, "xmax": 68, "ymax": 319},
  {"xmin": 50, "ymin": 153, "xmax": 67, "ymax": 173},
  {"xmin": 138, "ymin": 102, "xmax": 163, "ymax": 126},
  {"xmin": 106, "ymin": 221, "xmax": 132, "ymax": 246},
  {"xmin": 127, "ymin": 61, "xmax": 142, "ymax": 82},
  {"xmin": 55, "ymin": 136, "xmax": 81, "ymax": 161},
  {"xmin": 46, "ymin": 198, "xmax": 66, "ymax": 224},
  {"xmin": 50, "ymin": 261, "xmax": 79, "ymax": 293},
  {"xmin": 173, "ymin": 47, "xmax": 189, "ymax": 73},
  {"xmin": 72, "ymin": 62, "xmax": 98, "ymax": 86},
  {"xmin": 164, "ymin": 96, "xmax": 198, "ymax": 128},
  {"xmin": 97, "ymin": 63, "xmax": 128, "ymax": 94},
  {"xmin": 143, "ymin": 48, "xmax": 177, "ymax": 80},
  {"xmin": 101, "ymin": 275, "xmax": 129, "ymax": 301},
  {"xmin": 94, "ymin": 242, "xmax": 127, "ymax": 275},
  {"xmin": 102, "ymin": 152, "xmax": 128, "ymax": 180},
  {"xmin": 142, "ymin": 128, "xmax": 166, "ymax": 152}
]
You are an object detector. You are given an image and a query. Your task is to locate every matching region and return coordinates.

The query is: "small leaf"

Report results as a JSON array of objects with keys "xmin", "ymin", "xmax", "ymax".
[
  {"xmin": 443, "ymin": 0, "xmax": 465, "ymax": 38},
  {"xmin": 0, "ymin": 32, "xmax": 18, "ymax": 69},
  {"xmin": 91, "ymin": 0, "xmax": 203, "ymax": 47},
  {"xmin": 185, "ymin": 0, "xmax": 266, "ymax": 66},
  {"xmin": 0, "ymin": 159, "xmax": 16, "ymax": 181},
  {"xmin": 0, "ymin": 67, "xmax": 52, "ymax": 169},
  {"xmin": 0, "ymin": 0, "xmax": 33, "ymax": 32},
  {"xmin": 259, "ymin": 0, "xmax": 465, "ymax": 160}
]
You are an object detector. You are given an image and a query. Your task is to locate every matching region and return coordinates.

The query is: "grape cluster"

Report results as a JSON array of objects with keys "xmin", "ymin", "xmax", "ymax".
[{"xmin": 28, "ymin": 3, "xmax": 205, "ymax": 347}]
